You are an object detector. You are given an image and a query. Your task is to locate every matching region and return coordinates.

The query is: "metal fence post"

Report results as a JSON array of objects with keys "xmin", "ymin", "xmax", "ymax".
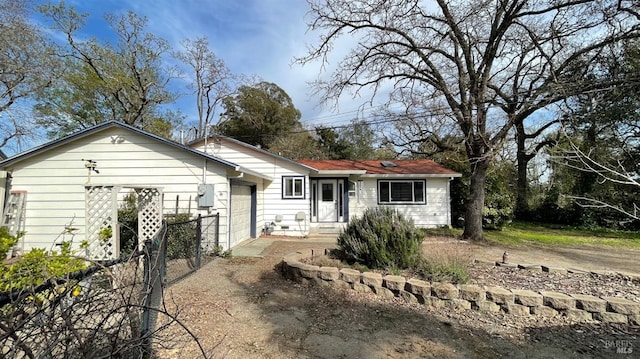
[
  {"xmin": 140, "ymin": 239, "xmax": 153, "ymax": 358},
  {"xmin": 214, "ymin": 213, "xmax": 220, "ymax": 249},
  {"xmin": 139, "ymin": 223, "xmax": 166, "ymax": 359},
  {"xmin": 195, "ymin": 214, "xmax": 202, "ymax": 269}
]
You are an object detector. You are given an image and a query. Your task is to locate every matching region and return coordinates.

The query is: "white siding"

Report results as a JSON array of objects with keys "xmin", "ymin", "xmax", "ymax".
[
  {"xmin": 349, "ymin": 177, "xmax": 452, "ymax": 228},
  {"xmin": 196, "ymin": 140, "xmax": 311, "ymax": 236},
  {"xmin": 6, "ymin": 128, "xmax": 230, "ymax": 252}
]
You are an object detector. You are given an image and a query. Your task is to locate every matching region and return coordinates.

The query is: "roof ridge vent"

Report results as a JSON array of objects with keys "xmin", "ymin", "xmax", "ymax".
[{"xmin": 380, "ymin": 161, "xmax": 397, "ymax": 168}]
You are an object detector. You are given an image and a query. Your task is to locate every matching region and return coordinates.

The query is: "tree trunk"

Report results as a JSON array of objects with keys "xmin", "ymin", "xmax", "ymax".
[
  {"xmin": 462, "ymin": 158, "xmax": 490, "ymax": 241},
  {"xmin": 515, "ymin": 122, "xmax": 529, "ymax": 219}
]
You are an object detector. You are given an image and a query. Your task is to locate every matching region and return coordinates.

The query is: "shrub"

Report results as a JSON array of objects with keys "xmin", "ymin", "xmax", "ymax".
[
  {"xmin": 166, "ymin": 213, "xmax": 197, "ymax": 260},
  {"xmin": 0, "ymin": 227, "xmax": 19, "ymax": 259},
  {"xmin": 0, "ymin": 241, "xmax": 87, "ymax": 292},
  {"xmin": 118, "ymin": 193, "xmax": 139, "ymax": 257},
  {"xmin": 337, "ymin": 207, "xmax": 423, "ymax": 269}
]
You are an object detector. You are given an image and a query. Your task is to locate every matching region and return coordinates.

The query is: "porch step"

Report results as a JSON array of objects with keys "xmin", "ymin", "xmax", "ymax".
[{"xmin": 313, "ymin": 224, "xmax": 344, "ymax": 235}]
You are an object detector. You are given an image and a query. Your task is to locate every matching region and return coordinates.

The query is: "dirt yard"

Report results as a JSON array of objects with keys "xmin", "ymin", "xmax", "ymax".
[{"xmin": 156, "ymin": 239, "xmax": 639, "ymax": 359}]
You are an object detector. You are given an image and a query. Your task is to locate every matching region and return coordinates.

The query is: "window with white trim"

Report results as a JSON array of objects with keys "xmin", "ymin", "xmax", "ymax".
[
  {"xmin": 378, "ymin": 180, "xmax": 425, "ymax": 204},
  {"xmin": 282, "ymin": 176, "xmax": 305, "ymax": 199}
]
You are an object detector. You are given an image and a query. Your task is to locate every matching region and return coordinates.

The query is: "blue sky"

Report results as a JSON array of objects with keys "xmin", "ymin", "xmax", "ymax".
[{"xmin": 52, "ymin": 0, "xmax": 371, "ymax": 130}]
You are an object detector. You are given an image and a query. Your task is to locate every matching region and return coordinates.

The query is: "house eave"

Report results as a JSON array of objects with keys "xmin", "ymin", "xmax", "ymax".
[
  {"xmin": 0, "ymin": 121, "xmax": 241, "ymax": 171},
  {"xmin": 234, "ymin": 166, "xmax": 273, "ymax": 181},
  {"xmin": 311, "ymin": 170, "xmax": 367, "ymax": 176},
  {"xmin": 360, "ymin": 173, "xmax": 462, "ymax": 178}
]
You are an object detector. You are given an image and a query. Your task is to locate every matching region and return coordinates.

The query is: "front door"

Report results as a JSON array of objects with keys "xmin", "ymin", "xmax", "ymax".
[{"xmin": 318, "ymin": 179, "xmax": 337, "ymax": 222}]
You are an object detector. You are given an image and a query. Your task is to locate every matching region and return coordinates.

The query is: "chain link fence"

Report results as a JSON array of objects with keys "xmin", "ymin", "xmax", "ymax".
[{"xmin": 164, "ymin": 213, "xmax": 219, "ymax": 285}]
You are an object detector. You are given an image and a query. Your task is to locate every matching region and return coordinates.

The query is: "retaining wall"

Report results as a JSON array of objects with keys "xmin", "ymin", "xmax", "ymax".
[{"xmin": 280, "ymin": 249, "xmax": 640, "ymax": 325}]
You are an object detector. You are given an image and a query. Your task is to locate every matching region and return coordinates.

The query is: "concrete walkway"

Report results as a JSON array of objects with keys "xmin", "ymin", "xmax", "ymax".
[{"xmin": 231, "ymin": 235, "xmax": 337, "ymax": 257}]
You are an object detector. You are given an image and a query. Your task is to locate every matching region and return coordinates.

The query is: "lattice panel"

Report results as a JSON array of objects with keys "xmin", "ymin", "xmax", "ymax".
[
  {"xmin": 136, "ymin": 188, "xmax": 163, "ymax": 249},
  {"xmin": 85, "ymin": 186, "xmax": 119, "ymax": 260}
]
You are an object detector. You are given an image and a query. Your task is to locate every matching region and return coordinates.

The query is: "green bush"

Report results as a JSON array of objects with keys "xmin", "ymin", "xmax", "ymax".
[
  {"xmin": 337, "ymin": 207, "xmax": 423, "ymax": 269},
  {"xmin": 0, "ymin": 241, "xmax": 87, "ymax": 292},
  {"xmin": 0, "ymin": 227, "xmax": 19, "ymax": 259},
  {"xmin": 166, "ymin": 213, "xmax": 197, "ymax": 260},
  {"xmin": 118, "ymin": 192, "xmax": 139, "ymax": 257}
]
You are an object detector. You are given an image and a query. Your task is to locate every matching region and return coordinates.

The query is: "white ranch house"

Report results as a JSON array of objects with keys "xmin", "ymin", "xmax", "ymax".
[
  {"xmin": 192, "ymin": 135, "xmax": 461, "ymax": 236},
  {"xmin": 0, "ymin": 122, "xmax": 460, "ymax": 257}
]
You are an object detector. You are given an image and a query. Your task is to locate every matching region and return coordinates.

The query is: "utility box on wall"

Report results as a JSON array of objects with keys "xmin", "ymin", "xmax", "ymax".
[{"xmin": 197, "ymin": 184, "xmax": 215, "ymax": 208}]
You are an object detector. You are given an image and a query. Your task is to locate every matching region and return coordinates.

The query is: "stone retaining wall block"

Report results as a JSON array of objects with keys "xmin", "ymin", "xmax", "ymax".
[
  {"xmin": 361, "ymin": 272, "xmax": 383, "ymax": 288},
  {"xmin": 563, "ymin": 309, "xmax": 594, "ymax": 322},
  {"xmin": 432, "ymin": 283, "xmax": 459, "ymax": 300},
  {"xmin": 399, "ymin": 290, "xmax": 419, "ymax": 304},
  {"xmin": 541, "ymin": 265, "xmax": 568, "ymax": 274},
  {"xmin": 540, "ymin": 291, "xmax": 575, "ymax": 310},
  {"xmin": 383, "ymin": 275, "xmax": 406, "ymax": 291},
  {"xmin": 593, "ymin": 312, "xmax": 629, "ymax": 324},
  {"xmin": 339, "ymin": 268, "xmax": 361, "ymax": 284},
  {"xmin": 504, "ymin": 303, "xmax": 531, "ymax": 316},
  {"xmin": 446, "ymin": 299, "xmax": 472, "ymax": 311},
  {"xmin": 485, "ymin": 286, "xmax": 514, "ymax": 304},
  {"xmin": 602, "ymin": 297, "xmax": 640, "ymax": 315},
  {"xmin": 458, "ymin": 284, "xmax": 485, "ymax": 302},
  {"xmin": 299, "ymin": 264, "xmax": 320, "ymax": 279},
  {"xmin": 318, "ymin": 266, "xmax": 340, "ymax": 281},
  {"xmin": 517, "ymin": 264, "xmax": 542, "ymax": 271},
  {"xmin": 426, "ymin": 297, "xmax": 446, "ymax": 308},
  {"xmin": 511, "ymin": 289, "xmax": 543, "ymax": 307},
  {"xmin": 531, "ymin": 306, "xmax": 558, "ymax": 317},
  {"xmin": 473, "ymin": 300, "xmax": 501, "ymax": 312},
  {"xmin": 571, "ymin": 294, "xmax": 607, "ymax": 313},
  {"xmin": 373, "ymin": 286, "xmax": 395, "ymax": 298},
  {"xmin": 405, "ymin": 278, "xmax": 431, "ymax": 297},
  {"xmin": 352, "ymin": 282, "xmax": 373, "ymax": 293}
]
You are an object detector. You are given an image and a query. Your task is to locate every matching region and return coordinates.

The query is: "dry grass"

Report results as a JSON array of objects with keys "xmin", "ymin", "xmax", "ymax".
[
  {"xmin": 418, "ymin": 241, "xmax": 475, "ymax": 283},
  {"xmin": 421, "ymin": 241, "xmax": 475, "ymax": 269}
]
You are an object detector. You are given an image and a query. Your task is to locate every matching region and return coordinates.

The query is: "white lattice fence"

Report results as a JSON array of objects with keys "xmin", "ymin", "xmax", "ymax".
[
  {"xmin": 86, "ymin": 186, "xmax": 163, "ymax": 260},
  {"xmin": 85, "ymin": 186, "xmax": 119, "ymax": 260},
  {"xmin": 136, "ymin": 188, "xmax": 163, "ymax": 249}
]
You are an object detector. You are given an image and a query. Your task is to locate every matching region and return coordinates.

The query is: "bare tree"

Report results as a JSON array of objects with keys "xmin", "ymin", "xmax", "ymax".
[
  {"xmin": 298, "ymin": 0, "xmax": 640, "ymax": 240},
  {"xmin": 0, "ymin": 0, "xmax": 55, "ymax": 150},
  {"xmin": 557, "ymin": 126, "xmax": 639, "ymax": 221},
  {"xmin": 175, "ymin": 37, "xmax": 237, "ymax": 139}
]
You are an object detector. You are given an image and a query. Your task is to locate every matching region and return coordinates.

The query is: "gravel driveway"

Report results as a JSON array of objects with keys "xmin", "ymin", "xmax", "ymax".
[{"xmin": 155, "ymin": 238, "xmax": 639, "ymax": 358}]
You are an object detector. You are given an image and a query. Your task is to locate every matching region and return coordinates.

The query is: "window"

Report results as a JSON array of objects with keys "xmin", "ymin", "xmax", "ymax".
[
  {"xmin": 378, "ymin": 180, "xmax": 425, "ymax": 204},
  {"xmin": 348, "ymin": 181, "xmax": 356, "ymax": 198},
  {"xmin": 283, "ymin": 176, "xmax": 305, "ymax": 199}
]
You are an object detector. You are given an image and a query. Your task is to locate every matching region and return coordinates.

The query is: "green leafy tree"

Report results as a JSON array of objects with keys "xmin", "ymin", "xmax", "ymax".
[
  {"xmin": 267, "ymin": 130, "xmax": 325, "ymax": 159},
  {"xmin": 315, "ymin": 119, "xmax": 395, "ymax": 160},
  {"xmin": 34, "ymin": 3, "xmax": 178, "ymax": 138},
  {"xmin": 217, "ymin": 82, "xmax": 302, "ymax": 148},
  {"xmin": 298, "ymin": 0, "xmax": 639, "ymax": 241}
]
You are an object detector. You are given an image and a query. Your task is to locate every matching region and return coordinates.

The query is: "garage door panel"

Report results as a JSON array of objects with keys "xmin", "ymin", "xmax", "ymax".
[{"xmin": 230, "ymin": 185, "xmax": 252, "ymax": 248}]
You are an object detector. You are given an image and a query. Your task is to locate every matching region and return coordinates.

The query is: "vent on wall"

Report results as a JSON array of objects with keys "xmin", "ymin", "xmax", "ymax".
[{"xmin": 380, "ymin": 161, "xmax": 397, "ymax": 168}]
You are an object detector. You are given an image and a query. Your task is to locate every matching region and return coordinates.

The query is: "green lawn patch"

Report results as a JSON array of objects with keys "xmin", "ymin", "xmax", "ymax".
[{"xmin": 484, "ymin": 222, "xmax": 640, "ymax": 248}]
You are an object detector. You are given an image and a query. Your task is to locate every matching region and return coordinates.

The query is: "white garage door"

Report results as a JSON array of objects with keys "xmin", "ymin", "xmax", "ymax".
[{"xmin": 230, "ymin": 184, "xmax": 252, "ymax": 248}]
